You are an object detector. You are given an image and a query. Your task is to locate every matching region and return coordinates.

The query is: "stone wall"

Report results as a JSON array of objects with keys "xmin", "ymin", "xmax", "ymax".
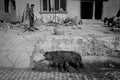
[
  {"xmin": 0, "ymin": 33, "xmax": 120, "ymax": 69},
  {"xmin": 35, "ymin": 35, "xmax": 120, "ymax": 57}
]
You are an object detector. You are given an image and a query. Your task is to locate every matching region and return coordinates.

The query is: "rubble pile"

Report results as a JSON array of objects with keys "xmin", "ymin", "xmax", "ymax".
[
  {"xmin": 63, "ymin": 17, "xmax": 82, "ymax": 26},
  {"xmin": 45, "ymin": 16, "xmax": 82, "ymax": 28},
  {"xmin": 104, "ymin": 16, "xmax": 120, "ymax": 31},
  {"xmin": 0, "ymin": 15, "xmax": 83, "ymax": 35},
  {"xmin": 0, "ymin": 22, "xmax": 13, "ymax": 31},
  {"xmin": 0, "ymin": 21, "xmax": 28, "ymax": 33}
]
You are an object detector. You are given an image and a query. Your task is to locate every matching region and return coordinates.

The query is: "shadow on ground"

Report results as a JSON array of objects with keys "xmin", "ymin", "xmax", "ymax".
[{"xmin": 32, "ymin": 60, "xmax": 120, "ymax": 73}]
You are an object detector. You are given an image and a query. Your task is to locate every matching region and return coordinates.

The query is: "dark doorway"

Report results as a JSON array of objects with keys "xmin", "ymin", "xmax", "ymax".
[
  {"xmin": 95, "ymin": 2, "xmax": 103, "ymax": 19},
  {"xmin": 81, "ymin": 2, "xmax": 93, "ymax": 19},
  {"xmin": 4, "ymin": 0, "xmax": 9, "ymax": 12}
]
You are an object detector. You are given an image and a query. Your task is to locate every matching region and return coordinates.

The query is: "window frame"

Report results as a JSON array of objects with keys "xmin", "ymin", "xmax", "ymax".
[{"xmin": 39, "ymin": 0, "xmax": 68, "ymax": 14}]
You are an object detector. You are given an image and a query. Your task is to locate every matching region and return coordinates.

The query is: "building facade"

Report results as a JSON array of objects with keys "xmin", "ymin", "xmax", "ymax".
[{"xmin": 0, "ymin": 0, "xmax": 120, "ymax": 22}]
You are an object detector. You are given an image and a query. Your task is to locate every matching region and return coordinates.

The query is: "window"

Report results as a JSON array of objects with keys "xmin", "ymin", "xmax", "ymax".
[
  {"xmin": 40, "ymin": 0, "xmax": 67, "ymax": 13},
  {"xmin": 4, "ymin": 0, "xmax": 16, "ymax": 13}
]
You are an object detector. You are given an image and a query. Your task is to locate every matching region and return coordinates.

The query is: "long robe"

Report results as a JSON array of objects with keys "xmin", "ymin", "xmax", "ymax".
[{"xmin": 29, "ymin": 8, "xmax": 34, "ymax": 27}]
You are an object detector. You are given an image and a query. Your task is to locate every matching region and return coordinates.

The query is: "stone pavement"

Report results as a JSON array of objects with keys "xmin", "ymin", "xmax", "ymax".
[{"xmin": 0, "ymin": 68, "xmax": 120, "ymax": 80}]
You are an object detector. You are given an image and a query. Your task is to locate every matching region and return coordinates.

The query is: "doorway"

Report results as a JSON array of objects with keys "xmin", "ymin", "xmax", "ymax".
[
  {"xmin": 81, "ymin": 2, "xmax": 93, "ymax": 19},
  {"xmin": 95, "ymin": 1, "xmax": 103, "ymax": 19},
  {"xmin": 81, "ymin": 1, "xmax": 103, "ymax": 19}
]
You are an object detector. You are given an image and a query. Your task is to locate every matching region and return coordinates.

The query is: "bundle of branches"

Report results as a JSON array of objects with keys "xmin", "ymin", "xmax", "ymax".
[
  {"xmin": 63, "ymin": 16, "xmax": 83, "ymax": 26},
  {"xmin": 46, "ymin": 21, "xmax": 59, "ymax": 26},
  {"xmin": 63, "ymin": 17, "xmax": 77, "ymax": 26}
]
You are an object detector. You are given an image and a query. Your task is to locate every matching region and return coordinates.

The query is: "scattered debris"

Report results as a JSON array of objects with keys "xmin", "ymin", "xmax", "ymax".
[
  {"xmin": 46, "ymin": 21, "xmax": 59, "ymax": 26},
  {"xmin": 0, "ymin": 20, "xmax": 29, "ymax": 33},
  {"xmin": 103, "ymin": 16, "xmax": 120, "ymax": 31},
  {"xmin": 0, "ymin": 21, "xmax": 13, "ymax": 32},
  {"xmin": 63, "ymin": 16, "xmax": 81, "ymax": 26}
]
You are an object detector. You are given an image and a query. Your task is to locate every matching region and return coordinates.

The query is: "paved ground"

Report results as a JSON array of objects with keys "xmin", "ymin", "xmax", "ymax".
[{"xmin": 0, "ymin": 68, "xmax": 120, "ymax": 80}]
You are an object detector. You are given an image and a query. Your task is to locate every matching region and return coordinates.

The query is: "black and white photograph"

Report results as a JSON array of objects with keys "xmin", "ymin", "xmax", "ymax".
[{"xmin": 0, "ymin": 0, "xmax": 120, "ymax": 80}]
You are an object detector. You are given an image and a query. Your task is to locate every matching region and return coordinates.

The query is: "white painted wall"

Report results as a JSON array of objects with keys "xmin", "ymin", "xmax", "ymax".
[
  {"xmin": 16, "ymin": 0, "xmax": 28, "ymax": 21},
  {"xmin": 15, "ymin": 0, "xmax": 80, "ymax": 20},
  {"xmin": 102, "ymin": 0, "xmax": 120, "ymax": 19},
  {"xmin": 0, "ymin": 0, "xmax": 10, "ymax": 21},
  {"xmin": 67, "ymin": 0, "xmax": 80, "ymax": 18},
  {"xmin": 0, "ymin": 0, "xmax": 120, "ymax": 21},
  {"xmin": 0, "ymin": 0, "xmax": 16, "ymax": 22},
  {"xmin": 16, "ymin": 0, "xmax": 41, "ymax": 20}
]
